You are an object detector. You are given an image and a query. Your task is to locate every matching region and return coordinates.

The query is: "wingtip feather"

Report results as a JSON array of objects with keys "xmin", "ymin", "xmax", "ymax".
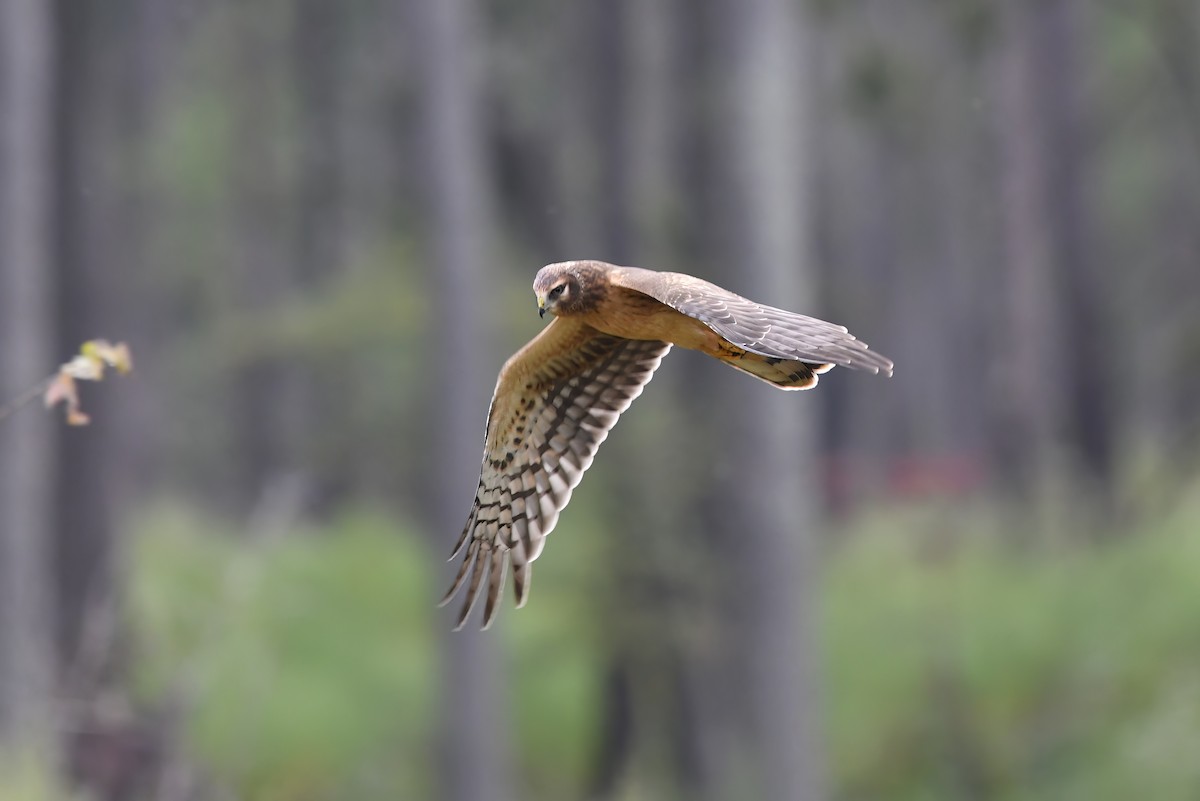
[
  {"xmin": 481, "ymin": 550, "xmax": 507, "ymax": 629},
  {"xmin": 512, "ymin": 561, "xmax": 532, "ymax": 608},
  {"xmin": 439, "ymin": 543, "xmax": 476, "ymax": 608},
  {"xmin": 454, "ymin": 547, "xmax": 491, "ymax": 630},
  {"xmin": 447, "ymin": 513, "xmax": 474, "ymax": 561}
]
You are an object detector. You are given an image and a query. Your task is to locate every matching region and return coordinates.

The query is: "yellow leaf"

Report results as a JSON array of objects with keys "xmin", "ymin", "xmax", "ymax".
[{"xmin": 81, "ymin": 340, "xmax": 133, "ymax": 375}]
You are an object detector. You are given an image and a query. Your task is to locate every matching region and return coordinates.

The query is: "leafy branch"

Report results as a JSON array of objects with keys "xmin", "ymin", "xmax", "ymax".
[{"xmin": 0, "ymin": 340, "xmax": 133, "ymax": 427}]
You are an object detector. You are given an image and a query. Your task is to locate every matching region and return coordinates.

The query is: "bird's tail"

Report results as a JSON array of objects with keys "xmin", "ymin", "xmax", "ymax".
[{"xmin": 713, "ymin": 342, "xmax": 832, "ymax": 390}]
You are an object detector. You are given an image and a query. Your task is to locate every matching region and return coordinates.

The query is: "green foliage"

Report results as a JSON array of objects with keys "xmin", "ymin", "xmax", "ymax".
[
  {"xmin": 825, "ymin": 487, "xmax": 1200, "ymax": 800},
  {"xmin": 0, "ymin": 752, "xmax": 60, "ymax": 801},
  {"xmin": 169, "ymin": 255, "xmax": 428, "ymax": 374},
  {"xmin": 126, "ymin": 483, "xmax": 1200, "ymax": 800},
  {"xmin": 128, "ymin": 503, "xmax": 437, "ymax": 800},
  {"xmin": 508, "ymin": 590, "xmax": 606, "ymax": 797},
  {"xmin": 127, "ymin": 500, "xmax": 608, "ymax": 801}
]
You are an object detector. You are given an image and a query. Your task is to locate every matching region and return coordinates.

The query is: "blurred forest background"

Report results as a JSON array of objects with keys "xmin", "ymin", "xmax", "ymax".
[{"xmin": 2, "ymin": 0, "xmax": 1200, "ymax": 799}]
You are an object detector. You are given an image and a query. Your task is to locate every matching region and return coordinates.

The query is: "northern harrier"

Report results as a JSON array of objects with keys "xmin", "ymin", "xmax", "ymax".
[{"xmin": 442, "ymin": 260, "xmax": 892, "ymax": 629}]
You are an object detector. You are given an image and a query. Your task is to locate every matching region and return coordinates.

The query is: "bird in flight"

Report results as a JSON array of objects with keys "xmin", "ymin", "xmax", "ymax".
[{"xmin": 442, "ymin": 260, "xmax": 892, "ymax": 629}]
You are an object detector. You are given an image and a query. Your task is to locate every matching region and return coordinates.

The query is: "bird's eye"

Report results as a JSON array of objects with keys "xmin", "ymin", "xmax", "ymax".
[{"xmin": 549, "ymin": 284, "xmax": 566, "ymax": 299}]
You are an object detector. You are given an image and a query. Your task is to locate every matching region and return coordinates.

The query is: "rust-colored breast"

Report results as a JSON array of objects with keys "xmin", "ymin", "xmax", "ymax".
[{"xmin": 578, "ymin": 286, "xmax": 717, "ymax": 351}]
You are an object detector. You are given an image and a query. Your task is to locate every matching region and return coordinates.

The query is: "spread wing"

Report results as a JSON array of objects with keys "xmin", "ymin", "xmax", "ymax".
[
  {"xmin": 611, "ymin": 266, "xmax": 894, "ymax": 376},
  {"xmin": 442, "ymin": 317, "xmax": 671, "ymax": 630}
]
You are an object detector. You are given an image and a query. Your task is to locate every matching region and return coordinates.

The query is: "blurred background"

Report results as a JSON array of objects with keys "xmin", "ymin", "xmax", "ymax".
[{"xmin": 2, "ymin": 0, "xmax": 1199, "ymax": 799}]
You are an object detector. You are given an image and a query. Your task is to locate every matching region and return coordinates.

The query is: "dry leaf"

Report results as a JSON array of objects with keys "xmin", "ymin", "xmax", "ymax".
[
  {"xmin": 44, "ymin": 371, "xmax": 90, "ymax": 425},
  {"xmin": 44, "ymin": 371, "xmax": 78, "ymax": 410},
  {"xmin": 66, "ymin": 408, "xmax": 92, "ymax": 426},
  {"xmin": 43, "ymin": 340, "xmax": 133, "ymax": 426}
]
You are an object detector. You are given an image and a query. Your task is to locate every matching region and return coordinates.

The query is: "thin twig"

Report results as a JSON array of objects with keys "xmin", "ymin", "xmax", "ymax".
[{"xmin": 0, "ymin": 376, "xmax": 52, "ymax": 424}]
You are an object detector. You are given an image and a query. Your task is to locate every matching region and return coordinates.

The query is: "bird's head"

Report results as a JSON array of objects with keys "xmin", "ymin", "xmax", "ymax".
[{"xmin": 533, "ymin": 261, "xmax": 603, "ymax": 318}]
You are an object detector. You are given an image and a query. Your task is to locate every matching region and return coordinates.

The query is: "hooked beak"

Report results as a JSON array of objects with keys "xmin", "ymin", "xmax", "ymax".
[{"xmin": 537, "ymin": 295, "xmax": 546, "ymax": 318}]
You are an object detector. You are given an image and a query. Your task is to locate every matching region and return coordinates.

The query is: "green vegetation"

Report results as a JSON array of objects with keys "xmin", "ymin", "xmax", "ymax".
[
  {"xmin": 123, "ymin": 480, "xmax": 1200, "ymax": 800},
  {"xmin": 826, "ymin": 487, "xmax": 1200, "ymax": 799},
  {"xmin": 129, "ymin": 505, "xmax": 438, "ymax": 800},
  {"xmin": 0, "ymin": 753, "xmax": 61, "ymax": 801}
]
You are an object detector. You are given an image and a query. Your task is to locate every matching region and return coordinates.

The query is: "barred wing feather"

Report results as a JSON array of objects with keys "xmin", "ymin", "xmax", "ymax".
[{"xmin": 441, "ymin": 317, "xmax": 671, "ymax": 629}]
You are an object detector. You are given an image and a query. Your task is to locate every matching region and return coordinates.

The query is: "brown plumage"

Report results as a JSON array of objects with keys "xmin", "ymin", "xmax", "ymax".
[{"xmin": 442, "ymin": 260, "xmax": 892, "ymax": 629}]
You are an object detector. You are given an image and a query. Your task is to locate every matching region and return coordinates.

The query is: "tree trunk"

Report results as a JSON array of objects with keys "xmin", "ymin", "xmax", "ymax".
[
  {"xmin": 50, "ymin": 0, "xmax": 117, "ymax": 693},
  {"xmin": 408, "ymin": 0, "xmax": 513, "ymax": 799},
  {"xmin": 1035, "ymin": 0, "xmax": 1114, "ymax": 493},
  {"xmin": 291, "ymin": 0, "xmax": 348, "ymax": 514},
  {"xmin": 1145, "ymin": 0, "xmax": 1200, "ymax": 457},
  {"xmin": 994, "ymin": 0, "xmax": 1111, "ymax": 502},
  {"xmin": 0, "ymin": 0, "xmax": 59, "ymax": 769},
  {"xmin": 993, "ymin": 0, "xmax": 1066, "ymax": 498},
  {"xmin": 711, "ymin": 0, "xmax": 826, "ymax": 796},
  {"xmin": 583, "ymin": 1, "xmax": 721, "ymax": 795},
  {"xmin": 229, "ymin": 2, "xmax": 301, "ymax": 516},
  {"xmin": 47, "ymin": 5, "xmax": 178, "ymax": 798}
]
